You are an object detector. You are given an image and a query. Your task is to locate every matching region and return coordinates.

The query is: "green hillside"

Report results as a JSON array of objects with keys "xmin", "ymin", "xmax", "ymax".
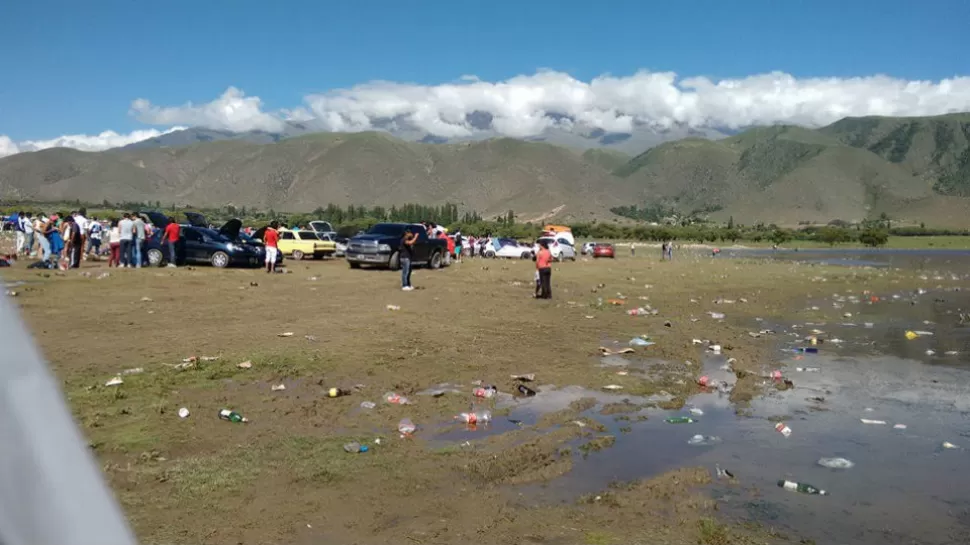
[
  {"xmin": 819, "ymin": 113, "xmax": 970, "ymax": 196},
  {"xmin": 581, "ymin": 148, "xmax": 631, "ymax": 171}
]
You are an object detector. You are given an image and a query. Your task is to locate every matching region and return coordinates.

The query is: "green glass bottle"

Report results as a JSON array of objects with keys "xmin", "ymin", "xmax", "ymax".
[
  {"xmin": 664, "ymin": 416, "xmax": 697, "ymax": 424},
  {"xmin": 219, "ymin": 409, "xmax": 248, "ymax": 423},
  {"xmin": 777, "ymin": 480, "xmax": 827, "ymax": 495}
]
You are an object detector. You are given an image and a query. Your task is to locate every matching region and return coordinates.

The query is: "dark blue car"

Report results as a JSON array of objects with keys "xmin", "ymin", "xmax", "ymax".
[{"xmin": 141, "ymin": 212, "xmax": 280, "ymax": 268}]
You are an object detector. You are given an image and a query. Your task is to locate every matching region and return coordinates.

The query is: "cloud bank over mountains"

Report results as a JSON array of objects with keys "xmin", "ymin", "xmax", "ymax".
[{"xmin": 3, "ymin": 70, "xmax": 970, "ymax": 157}]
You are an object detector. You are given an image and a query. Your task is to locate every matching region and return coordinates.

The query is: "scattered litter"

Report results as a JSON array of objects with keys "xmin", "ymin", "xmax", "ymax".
[
  {"xmin": 278, "ymin": 332, "xmax": 294, "ymax": 337},
  {"xmin": 945, "ymin": 350, "xmax": 959, "ymax": 356},
  {"xmin": 510, "ymin": 373, "xmax": 535, "ymax": 382},
  {"xmin": 817, "ymin": 457, "xmax": 854, "ymax": 469},
  {"xmin": 904, "ymin": 330, "xmax": 918, "ymax": 340},
  {"xmin": 708, "ymin": 312, "xmax": 726, "ymax": 320},
  {"xmin": 178, "ymin": 407, "xmax": 190, "ymax": 419},
  {"xmin": 778, "ymin": 479, "xmax": 827, "ymax": 495},
  {"xmin": 942, "ymin": 441, "xmax": 959, "ymax": 449},
  {"xmin": 687, "ymin": 434, "xmax": 722, "ymax": 446},
  {"xmin": 628, "ymin": 337, "xmax": 655, "ymax": 347},
  {"xmin": 602, "ymin": 384, "xmax": 623, "ymax": 391},
  {"xmin": 864, "ymin": 322, "xmax": 874, "ymax": 328},
  {"xmin": 517, "ymin": 384, "xmax": 537, "ymax": 396},
  {"xmin": 796, "ymin": 367, "xmax": 820, "ymax": 372},
  {"xmin": 386, "ymin": 305, "xmax": 401, "ymax": 311},
  {"xmin": 925, "ymin": 349, "xmax": 936, "ymax": 356},
  {"xmin": 105, "ymin": 376, "xmax": 123, "ymax": 387},
  {"xmin": 343, "ymin": 442, "xmax": 368, "ymax": 453},
  {"xmin": 360, "ymin": 401, "xmax": 376, "ymax": 409},
  {"xmin": 237, "ymin": 360, "xmax": 253, "ymax": 369},
  {"xmin": 140, "ymin": 296, "xmax": 153, "ymax": 302},
  {"xmin": 572, "ymin": 420, "xmax": 587, "ymax": 428},
  {"xmin": 122, "ymin": 367, "xmax": 143, "ymax": 375},
  {"xmin": 708, "ymin": 345, "xmax": 722, "ymax": 354},
  {"xmin": 860, "ymin": 418, "xmax": 887, "ymax": 425},
  {"xmin": 665, "ymin": 417, "xmax": 697, "ymax": 424},
  {"xmin": 715, "ymin": 464, "xmax": 734, "ymax": 479},
  {"xmin": 456, "ymin": 411, "xmax": 491, "ymax": 424},
  {"xmin": 615, "ymin": 370, "xmax": 629, "ymax": 376},
  {"xmin": 893, "ymin": 424, "xmax": 907, "ymax": 430},
  {"xmin": 473, "ymin": 385, "xmax": 497, "ymax": 398},
  {"xmin": 271, "ymin": 384, "xmax": 286, "ymax": 391},
  {"xmin": 774, "ymin": 422, "xmax": 792, "ymax": 437},
  {"xmin": 305, "ymin": 335, "xmax": 318, "ymax": 342},
  {"xmin": 199, "ymin": 356, "xmax": 219, "ymax": 362},
  {"xmin": 913, "ymin": 330, "xmax": 934, "ymax": 336},
  {"xmin": 688, "ymin": 407, "xmax": 704, "ymax": 416}
]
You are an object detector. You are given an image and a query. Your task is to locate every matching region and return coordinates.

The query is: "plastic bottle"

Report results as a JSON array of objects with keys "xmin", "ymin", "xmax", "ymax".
[
  {"xmin": 457, "ymin": 410, "xmax": 492, "ymax": 425},
  {"xmin": 473, "ymin": 385, "xmax": 497, "ymax": 398},
  {"xmin": 397, "ymin": 418, "xmax": 416, "ymax": 435},
  {"xmin": 777, "ymin": 480, "xmax": 827, "ymax": 495},
  {"xmin": 775, "ymin": 422, "xmax": 792, "ymax": 437},
  {"xmin": 795, "ymin": 367, "xmax": 820, "ymax": 372},
  {"xmin": 793, "ymin": 347, "xmax": 819, "ymax": 354},
  {"xmin": 384, "ymin": 391, "xmax": 410, "ymax": 405},
  {"xmin": 218, "ymin": 409, "xmax": 248, "ymax": 423},
  {"xmin": 665, "ymin": 416, "xmax": 697, "ymax": 424},
  {"xmin": 326, "ymin": 387, "xmax": 352, "ymax": 398},
  {"xmin": 343, "ymin": 442, "xmax": 369, "ymax": 453}
]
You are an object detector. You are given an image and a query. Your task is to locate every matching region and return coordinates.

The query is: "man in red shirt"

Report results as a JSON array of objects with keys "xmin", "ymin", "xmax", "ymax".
[
  {"xmin": 535, "ymin": 240, "xmax": 553, "ymax": 299},
  {"xmin": 263, "ymin": 221, "xmax": 280, "ymax": 273},
  {"xmin": 162, "ymin": 218, "xmax": 180, "ymax": 268}
]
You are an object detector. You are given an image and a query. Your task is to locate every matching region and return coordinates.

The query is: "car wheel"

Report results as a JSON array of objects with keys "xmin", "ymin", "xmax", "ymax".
[
  {"xmin": 291, "ymin": 250, "xmax": 304, "ymax": 260},
  {"xmin": 388, "ymin": 251, "xmax": 401, "ymax": 271},
  {"xmin": 485, "ymin": 250, "xmax": 495, "ymax": 258},
  {"xmin": 556, "ymin": 254, "xmax": 563, "ymax": 262},
  {"xmin": 429, "ymin": 251, "xmax": 442, "ymax": 269},
  {"xmin": 147, "ymin": 249, "xmax": 164, "ymax": 267},
  {"xmin": 349, "ymin": 262, "xmax": 361, "ymax": 269},
  {"xmin": 521, "ymin": 251, "xmax": 532, "ymax": 259},
  {"xmin": 210, "ymin": 251, "xmax": 230, "ymax": 268}
]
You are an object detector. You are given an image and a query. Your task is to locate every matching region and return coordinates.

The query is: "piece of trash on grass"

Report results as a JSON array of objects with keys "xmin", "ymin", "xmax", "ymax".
[
  {"xmin": 122, "ymin": 367, "xmax": 143, "ymax": 375},
  {"xmin": 360, "ymin": 401, "xmax": 376, "ymax": 410},
  {"xmin": 796, "ymin": 367, "xmax": 820, "ymax": 372},
  {"xmin": 178, "ymin": 407, "xmax": 190, "ymax": 419},
  {"xmin": 510, "ymin": 373, "xmax": 535, "ymax": 381},
  {"xmin": 715, "ymin": 464, "xmax": 734, "ymax": 479},
  {"xmin": 615, "ymin": 370, "xmax": 629, "ymax": 376},
  {"xmin": 386, "ymin": 305, "xmax": 401, "ymax": 311},
  {"xmin": 628, "ymin": 337, "xmax": 655, "ymax": 347},
  {"xmin": 602, "ymin": 384, "xmax": 623, "ymax": 391},
  {"xmin": 665, "ymin": 417, "xmax": 697, "ymax": 424},
  {"xmin": 775, "ymin": 422, "xmax": 792, "ymax": 437},
  {"xmin": 140, "ymin": 296, "xmax": 153, "ymax": 302},
  {"xmin": 278, "ymin": 332, "xmax": 294, "ymax": 337},
  {"xmin": 343, "ymin": 442, "xmax": 368, "ymax": 453},
  {"xmin": 271, "ymin": 384, "xmax": 286, "ymax": 391},
  {"xmin": 689, "ymin": 407, "xmax": 704, "ymax": 416},
  {"xmin": 218, "ymin": 409, "xmax": 248, "ymax": 423},
  {"xmin": 397, "ymin": 418, "xmax": 417, "ymax": 436},
  {"xmin": 199, "ymin": 356, "xmax": 219, "ymax": 362},
  {"xmin": 384, "ymin": 392, "xmax": 410, "ymax": 405},
  {"xmin": 893, "ymin": 424, "xmax": 907, "ymax": 429},
  {"xmin": 778, "ymin": 479, "xmax": 827, "ymax": 495},
  {"xmin": 600, "ymin": 346, "xmax": 635, "ymax": 356},
  {"xmin": 860, "ymin": 418, "xmax": 887, "ymax": 425},
  {"xmin": 942, "ymin": 441, "xmax": 959, "ymax": 449},
  {"xmin": 708, "ymin": 312, "xmax": 726, "ymax": 320},
  {"xmin": 237, "ymin": 360, "xmax": 253, "ymax": 369},
  {"xmin": 305, "ymin": 335, "xmax": 318, "ymax": 342},
  {"xmin": 817, "ymin": 457, "xmax": 854, "ymax": 469},
  {"xmin": 105, "ymin": 376, "xmax": 123, "ymax": 387},
  {"xmin": 687, "ymin": 434, "xmax": 721, "ymax": 446}
]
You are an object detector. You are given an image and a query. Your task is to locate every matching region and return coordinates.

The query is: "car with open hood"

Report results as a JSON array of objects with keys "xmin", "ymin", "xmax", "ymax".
[{"xmin": 141, "ymin": 211, "xmax": 280, "ymax": 268}]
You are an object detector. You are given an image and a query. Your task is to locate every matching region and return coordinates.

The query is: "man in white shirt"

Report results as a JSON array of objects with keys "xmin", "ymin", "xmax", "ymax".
[
  {"xmin": 131, "ymin": 214, "xmax": 146, "ymax": 268},
  {"xmin": 118, "ymin": 214, "xmax": 134, "ymax": 268},
  {"xmin": 72, "ymin": 210, "xmax": 89, "ymax": 261}
]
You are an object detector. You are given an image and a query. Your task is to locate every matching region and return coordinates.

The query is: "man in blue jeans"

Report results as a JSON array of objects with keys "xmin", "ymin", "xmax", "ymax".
[
  {"xmin": 400, "ymin": 228, "xmax": 417, "ymax": 291},
  {"xmin": 132, "ymin": 213, "xmax": 146, "ymax": 268}
]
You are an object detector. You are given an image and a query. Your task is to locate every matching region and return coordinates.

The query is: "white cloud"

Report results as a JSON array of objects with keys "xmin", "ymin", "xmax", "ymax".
[
  {"xmin": 3, "ymin": 70, "xmax": 970, "ymax": 159},
  {"xmin": 130, "ymin": 86, "xmax": 284, "ymax": 133},
  {"xmin": 0, "ymin": 127, "xmax": 185, "ymax": 159}
]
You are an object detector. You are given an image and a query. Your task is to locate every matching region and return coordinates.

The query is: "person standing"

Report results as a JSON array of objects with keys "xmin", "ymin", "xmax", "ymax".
[
  {"xmin": 47, "ymin": 216, "xmax": 64, "ymax": 264},
  {"xmin": 13, "ymin": 211, "xmax": 24, "ymax": 256},
  {"xmin": 118, "ymin": 213, "xmax": 134, "ymax": 268},
  {"xmin": 132, "ymin": 213, "xmax": 146, "ymax": 268},
  {"xmin": 263, "ymin": 221, "xmax": 279, "ymax": 273},
  {"xmin": 535, "ymin": 240, "xmax": 553, "ymax": 299},
  {"xmin": 36, "ymin": 216, "xmax": 52, "ymax": 263},
  {"xmin": 21, "ymin": 212, "xmax": 34, "ymax": 256},
  {"xmin": 73, "ymin": 209, "xmax": 89, "ymax": 260},
  {"xmin": 107, "ymin": 220, "xmax": 121, "ymax": 267},
  {"xmin": 454, "ymin": 231, "xmax": 463, "ymax": 263},
  {"xmin": 63, "ymin": 217, "xmax": 82, "ymax": 268},
  {"xmin": 162, "ymin": 218, "xmax": 180, "ymax": 268},
  {"xmin": 630, "ymin": 242, "xmax": 636, "ymax": 257},
  {"xmin": 87, "ymin": 217, "xmax": 103, "ymax": 258},
  {"xmin": 400, "ymin": 227, "xmax": 417, "ymax": 291}
]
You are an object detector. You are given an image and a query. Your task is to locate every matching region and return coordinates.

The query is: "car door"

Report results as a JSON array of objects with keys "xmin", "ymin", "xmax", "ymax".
[
  {"xmin": 181, "ymin": 228, "xmax": 206, "ymax": 262},
  {"xmin": 412, "ymin": 228, "xmax": 431, "ymax": 263},
  {"xmin": 278, "ymin": 230, "xmax": 297, "ymax": 256}
]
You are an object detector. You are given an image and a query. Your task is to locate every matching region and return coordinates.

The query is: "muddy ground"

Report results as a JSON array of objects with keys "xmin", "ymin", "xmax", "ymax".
[{"xmin": 1, "ymin": 249, "xmax": 937, "ymax": 545}]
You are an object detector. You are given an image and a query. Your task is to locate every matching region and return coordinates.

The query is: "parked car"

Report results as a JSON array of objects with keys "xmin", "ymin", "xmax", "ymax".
[
  {"xmin": 252, "ymin": 228, "xmax": 335, "ymax": 260},
  {"xmin": 317, "ymin": 232, "xmax": 348, "ymax": 257},
  {"xmin": 144, "ymin": 219, "xmax": 277, "ymax": 268},
  {"xmin": 581, "ymin": 242, "xmax": 599, "ymax": 255},
  {"xmin": 485, "ymin": 240, "xmax": 535, "ymax": 259},
  {"xmin": 345, "ymin": 223, "xmax": 447, "ymax": 270},
  {"xmin": 534, "ymin": 236, "xmax": 576, "ymax": 261},
  {"xmin": 592, "ymin": 243, "xmax": 616, "ymax": 258}
]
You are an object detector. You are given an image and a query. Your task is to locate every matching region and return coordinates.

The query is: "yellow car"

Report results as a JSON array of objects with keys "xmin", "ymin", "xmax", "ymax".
[{"xmin": 277, "ymin": 230, "xmax": 336, "ymax": 260}]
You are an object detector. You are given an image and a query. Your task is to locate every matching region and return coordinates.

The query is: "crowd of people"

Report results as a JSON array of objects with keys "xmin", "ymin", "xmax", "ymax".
[{"xmin": 5, "ymin": 209, "xmax": 182, "ymax": 270}]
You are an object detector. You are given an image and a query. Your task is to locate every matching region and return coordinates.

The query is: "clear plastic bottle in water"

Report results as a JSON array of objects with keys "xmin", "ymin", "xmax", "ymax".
[
  {"xmin": 457, "ymin": 410, "xmax": 492, "ymax": 425},
  {"xmin": 398, "ymin": 418, "xmax": 416, "ymax": 435},
  {"xmin": 473, "ymin": 386, "xmax": 497, "ymax": 398},
  {"xmin": 384, "ymin": 391, "xmax": 410, "ymax": 405}
]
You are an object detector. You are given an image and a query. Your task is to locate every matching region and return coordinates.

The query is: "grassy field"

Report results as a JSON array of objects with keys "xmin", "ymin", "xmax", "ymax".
[{"xmin": 0, "ymin": 246, "xmax": 937, "ymax": 544}]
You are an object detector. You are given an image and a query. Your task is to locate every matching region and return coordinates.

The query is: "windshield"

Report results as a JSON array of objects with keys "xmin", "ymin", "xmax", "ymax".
[
  {"xmin": 199, "ymin": 228, "xmax": 230, "ymax": 243},
  {"xmin": 366, "ymin": 224, "xmax": 409, "ymax": 237},
  {"xmin": 297, "ymin": 232, "xmax": 319, "ymax": 240}
]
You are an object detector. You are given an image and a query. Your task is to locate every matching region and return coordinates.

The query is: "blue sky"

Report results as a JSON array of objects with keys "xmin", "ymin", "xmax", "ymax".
[{"xmin": 1, "ymin": 0, "xmax": 969, "ymax": 151}]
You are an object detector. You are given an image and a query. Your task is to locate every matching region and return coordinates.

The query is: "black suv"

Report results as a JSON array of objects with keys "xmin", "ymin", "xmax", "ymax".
[{"xmin": 345, "ymin": 223, "xmax": 448, "ymax": 270}]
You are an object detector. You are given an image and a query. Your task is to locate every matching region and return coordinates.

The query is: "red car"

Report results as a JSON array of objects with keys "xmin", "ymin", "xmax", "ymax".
[{"xmin": 592, "ymin": 243, "xmax": 615, "ymax": 258}]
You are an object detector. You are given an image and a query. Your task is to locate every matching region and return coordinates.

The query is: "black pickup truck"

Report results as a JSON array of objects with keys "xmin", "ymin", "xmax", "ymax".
[{"xmin": 345, "ymin": 223, "xmax": 448, "ymax": 270}]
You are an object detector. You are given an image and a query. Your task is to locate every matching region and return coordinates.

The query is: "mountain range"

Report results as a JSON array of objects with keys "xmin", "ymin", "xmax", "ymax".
[{"xmin": 1, "ymin": 113, "xmax": 968, "ymax": 226}]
